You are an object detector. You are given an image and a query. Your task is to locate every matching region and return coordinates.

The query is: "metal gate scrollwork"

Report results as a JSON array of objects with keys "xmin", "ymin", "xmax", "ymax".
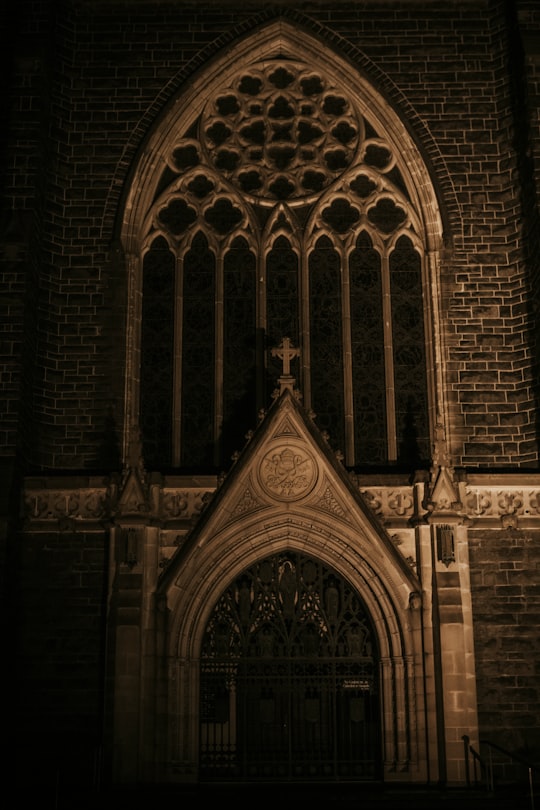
[{"xmin": 199, "ymin": 552, "xmax": 380, "ymax": 782}]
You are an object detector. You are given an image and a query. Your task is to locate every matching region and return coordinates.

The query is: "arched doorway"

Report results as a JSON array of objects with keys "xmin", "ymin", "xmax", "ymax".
[
  {"xmin": 154, "ymin": 390, "xmax": 429, "ymax": 786},
  {"xmin": 199, "ymin": 551, "xmax": 381, "ymax": 782}
]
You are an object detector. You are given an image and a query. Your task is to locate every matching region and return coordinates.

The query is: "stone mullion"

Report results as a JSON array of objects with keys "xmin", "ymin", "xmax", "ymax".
[
  {"xmin": 214, "ymin": 248, "xmax": 225, "ymax": 467},
  {"xmin": 425, "ymin": 249, "xmax": 442, "ymax": 452},
  {"xmin": 341, "ymin": 240, "xmax": 355, "ymax": 465},
  {"xmin": 300, "ymin": 237, "xmax": 311, "ymax": 407},
  {"xmin": 172, "ymin": 251, "xmax": 183, "ymax": 467},
  {"xmin": 381, "ymin": 251, "xmax": 397, "ymax": 461},
  {"xmin": 124, "ymin": 252, "xmax": 143, "ymax": 465}
]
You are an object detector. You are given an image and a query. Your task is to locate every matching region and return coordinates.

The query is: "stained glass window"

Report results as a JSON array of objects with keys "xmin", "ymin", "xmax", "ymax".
[{"xmin": 139, "ymin": 59, "xmax": 430, "ymax": 470}]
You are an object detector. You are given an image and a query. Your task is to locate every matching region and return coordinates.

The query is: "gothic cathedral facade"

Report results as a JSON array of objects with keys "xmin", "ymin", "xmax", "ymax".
[{"xmin": 2, "ymin": 0, "xmax": 540, "ymax": 793}]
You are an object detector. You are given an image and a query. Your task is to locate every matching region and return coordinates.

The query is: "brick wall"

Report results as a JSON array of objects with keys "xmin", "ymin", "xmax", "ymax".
[
  {"xmin": 469, "ymin": 528, "xmax": 540, "ymax": 767},
  {"xmin": 517, "ymin": 1, "xmax": 540, "ymax": 406}
]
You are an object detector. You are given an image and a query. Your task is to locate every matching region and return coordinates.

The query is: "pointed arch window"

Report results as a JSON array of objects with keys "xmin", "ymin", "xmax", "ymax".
[{"xmin": 138, "ymin": 57, "xmax": 431, "ymax": 471}]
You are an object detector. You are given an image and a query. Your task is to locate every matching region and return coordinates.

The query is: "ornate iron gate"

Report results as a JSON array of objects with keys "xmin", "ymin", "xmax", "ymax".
[{"xmin": 200, "ymin": 552, "xmax": 380, "ymax": 782}]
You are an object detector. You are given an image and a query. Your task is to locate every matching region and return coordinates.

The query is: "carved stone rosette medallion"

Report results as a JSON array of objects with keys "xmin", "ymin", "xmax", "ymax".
[{"xmin": 258, "ymin": 443, "xmax": 317, "ymax": 501}]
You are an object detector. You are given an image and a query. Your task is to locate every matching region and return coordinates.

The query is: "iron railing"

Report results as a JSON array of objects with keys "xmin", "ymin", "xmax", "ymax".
[{"xmin": 463, "ymin": 734, "xmax": 537, "ymax": 810}]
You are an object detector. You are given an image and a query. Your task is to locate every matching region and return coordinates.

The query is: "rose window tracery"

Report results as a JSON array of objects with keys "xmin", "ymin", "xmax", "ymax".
[{"xmin": 201, "ymin": 64, "xmax": 361, "ymax": 204}]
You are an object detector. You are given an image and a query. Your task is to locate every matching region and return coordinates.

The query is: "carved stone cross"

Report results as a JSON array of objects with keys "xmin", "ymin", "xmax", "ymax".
[
  {"xmin": 271, "ymin": 337, "xmax": 300, "ymax": 377},
  {"xmin": 271, "ymin": 337, "xmax": 301, "ymax": 396}
]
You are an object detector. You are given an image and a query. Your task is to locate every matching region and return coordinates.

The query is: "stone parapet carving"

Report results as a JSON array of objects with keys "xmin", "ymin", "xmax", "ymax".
[
  {"xmin": 21, "ymin": 476, "xmax": 217, "ymax": 529},
  {"xmin": 21, "ymin": 474, "xmax": 540, "ymax": 531}
]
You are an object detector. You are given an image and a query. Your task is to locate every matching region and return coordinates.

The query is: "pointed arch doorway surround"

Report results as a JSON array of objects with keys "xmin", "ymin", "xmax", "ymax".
[
  {"xmin": 159, "ymin": 507, "xmax": 426, "ymax": 787},
  {"xmin": 155, "ymin": 388, "xmax": 430, "ymax": 787},
  {"xmin": 199, "ymin": 551, "xmax": 381, "ymax": 782}
]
